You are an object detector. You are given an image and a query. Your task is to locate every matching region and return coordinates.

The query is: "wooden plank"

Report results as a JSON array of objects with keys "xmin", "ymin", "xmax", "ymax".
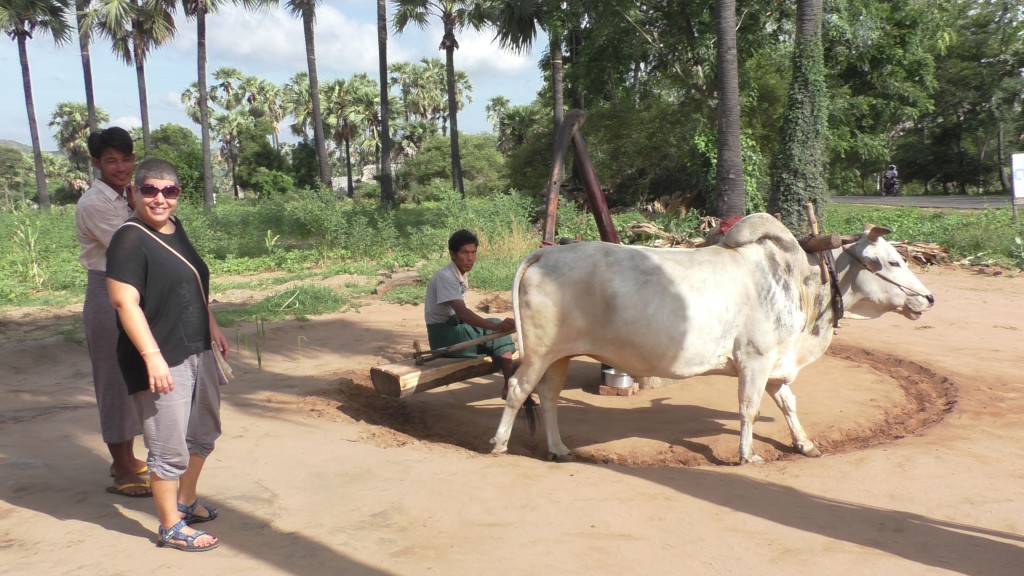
[{"xmin": 370, "ymin": 356, "xmax": 501, "ymax": 399}]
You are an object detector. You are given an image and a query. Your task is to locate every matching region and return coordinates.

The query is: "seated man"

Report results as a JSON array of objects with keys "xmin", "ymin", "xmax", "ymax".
[{"xmin": 424, "ymin": 229, "xmax": 518, "ymax": 398}]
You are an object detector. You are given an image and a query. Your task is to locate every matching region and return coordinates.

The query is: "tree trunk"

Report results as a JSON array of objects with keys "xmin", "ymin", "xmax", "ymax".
[
  {"xmin": 303, "ymin": 8, "xmax": 332, "ymax": 189},
  {"xmin": 550, "ymin": 35, "xmax": 565, "ymax": 138},
  {"xmin": 230, "ymin": 146, "xmax": 239, "ymax": 198},
  {"xmin": 377, "ymin": 0, "xmax": 395, "ymax": 205},
  {"xmin": 344, "ymin": 132, "xmax": 354, "ymax": 198},
  {"xmin": 442, "ymin": 20, "xmax": 464, "ymax": 197},
  {"xmin": 997, "ymin": 120, "xmax": 1009, "ymax": 194},
  {"xmin": 18, "ymin": 36, "xmax": 49, "ymax": 209},
  {"xmin": 133, "ymin": 26, "xmax": 151, "ymax": 154},
  {"xmin": 198, "ymin": 5, "xmax": 215, "ymax": 209},
  {"xmin": 766, "ymin": 0, "xmax": 827, "ymax": 231},
  {"xmin": 76, "ymin": 3, "xmax": 98, "ymax": 133},
  {"xmin": 713, "ymin": 0, "xmax": 746, "ymax": 219}
]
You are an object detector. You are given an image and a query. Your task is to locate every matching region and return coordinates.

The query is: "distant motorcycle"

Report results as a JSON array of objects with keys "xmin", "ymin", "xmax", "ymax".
[{"xmin": 882, "ymin": 177, "xmax": 900, "ymax": 196}]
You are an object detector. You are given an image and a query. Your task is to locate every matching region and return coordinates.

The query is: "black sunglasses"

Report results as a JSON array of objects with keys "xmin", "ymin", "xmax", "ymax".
[{"xmin": 139, "ymin": 184, "xmax": 182, "ymax": 199}]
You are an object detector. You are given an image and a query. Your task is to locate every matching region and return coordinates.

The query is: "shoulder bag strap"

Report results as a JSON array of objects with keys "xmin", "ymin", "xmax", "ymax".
[{"xmin": 121, "ymin": 220, "xmax": 208, "ymax": 304}]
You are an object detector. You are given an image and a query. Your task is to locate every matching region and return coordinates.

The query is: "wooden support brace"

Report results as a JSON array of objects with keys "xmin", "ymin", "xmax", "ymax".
[{"xmin": 370, "ymin": 356, "xmax": 501, "ymax": 399}]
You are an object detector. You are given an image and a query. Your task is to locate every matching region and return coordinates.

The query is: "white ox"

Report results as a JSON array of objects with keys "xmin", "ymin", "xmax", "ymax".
[{"xmin": 491, "ymin": 213, "xmax": 934, "ymax": 463}]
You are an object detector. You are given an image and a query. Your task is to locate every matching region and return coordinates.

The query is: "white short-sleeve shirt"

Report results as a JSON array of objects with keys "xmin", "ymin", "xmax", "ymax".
[{"xmin": 424, "ymin": 261, "xmax": 468, "ymax": 324}]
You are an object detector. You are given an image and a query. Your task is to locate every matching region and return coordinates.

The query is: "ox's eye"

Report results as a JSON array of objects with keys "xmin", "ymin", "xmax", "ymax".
[{"xmin": 888, "ymin": 259, "xmax": 903, "ymax": 268}]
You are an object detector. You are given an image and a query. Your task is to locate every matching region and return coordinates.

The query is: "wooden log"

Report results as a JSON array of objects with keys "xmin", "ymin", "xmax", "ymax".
[
  {"xmin": 798, "ymin": 232, "xmax": 841, "ymax": 253},
  {"xmin": 370, "ymin": 356, "xmax": 501, "ymax": 399}
]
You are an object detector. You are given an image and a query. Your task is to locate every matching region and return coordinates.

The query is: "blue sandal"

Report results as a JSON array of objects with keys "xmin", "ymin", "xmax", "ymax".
[
  {"xmin": 178, "ymin": 500, "xmax": 219, "ymax": 524},
  {"xmin": 158, "ymin": 519, "xmax": 219, "ymax": 552}
]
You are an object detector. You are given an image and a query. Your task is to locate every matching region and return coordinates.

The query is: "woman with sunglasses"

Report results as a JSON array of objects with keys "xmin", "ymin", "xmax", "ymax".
[{"xmin": 106, "ymin": 158, "xmax": 229, "ymax": 552}]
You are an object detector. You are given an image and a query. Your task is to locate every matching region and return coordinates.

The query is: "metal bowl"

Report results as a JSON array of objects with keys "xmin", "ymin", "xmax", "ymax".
[{"xmin": 602, "ymin": 367, "xmax": 634, "ymax": 388}]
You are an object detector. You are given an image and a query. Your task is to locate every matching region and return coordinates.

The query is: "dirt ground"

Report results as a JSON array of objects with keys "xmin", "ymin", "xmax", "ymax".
[{"xmin": 2, "ymin": 264, "xmax": 1024, "ymax": 575}]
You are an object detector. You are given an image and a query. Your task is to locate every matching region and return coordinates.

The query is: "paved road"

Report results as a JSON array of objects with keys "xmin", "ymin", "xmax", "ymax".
[{"xmin": 832, "ymin": 195, "xmax": 1018, "ymax": 209}]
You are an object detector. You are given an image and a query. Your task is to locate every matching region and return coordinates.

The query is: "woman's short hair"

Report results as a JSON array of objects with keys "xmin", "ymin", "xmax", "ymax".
[
  {"xmin": 134, "ymin": 158, "xmax": 180, "ymax": 187},
  {"xmin": 87, "ymin": 126, "xmax": 134, "ymax": 159},
  {"xmin": 448, "ymin": 229, "xmax": 478, "ymax": 254}
]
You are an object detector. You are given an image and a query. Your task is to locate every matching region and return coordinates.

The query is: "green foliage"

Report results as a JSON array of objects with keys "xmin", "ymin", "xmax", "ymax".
[
  {"xmin": 0, "ymin": 145, "xmax": 33, "ymax": 211},
  {"xmin": 503, "ymin": 123, "xmax": 554, "ymax": 198},
  {"xmin": 0, "ymin": 206, "xmax": 83, "ymax": 304},
  {"xmin": 768, "ymin": 11, "xmax": 830, "ymax": 230},
  {"xmin": 583, "ymin": 100, "xmax": 713, "ymax": 208},
  {"xmin": 236, "ymin": 125, "xmax": 291, "ymax": 198},
  {"xmin": 823, "ymin": 204, "xmax": 1024, "ymax": 264},
  {"xmin": 244, "ymin": 167, "xmax": 295, "ymax": 198},
  {"xmin": 289, "ymin": 141, "xmax": 320, "ymax": 190},
  {"xmin": 146, "ymin": 124, "xmax": 203, "ymax": 200},
  {"xmin": 396, "ymin": 133, "xmax": 506, "ymax": 198},
  {"xmin": 4, "ymin": 194, "xmax": 1024, "ymax": 313}
]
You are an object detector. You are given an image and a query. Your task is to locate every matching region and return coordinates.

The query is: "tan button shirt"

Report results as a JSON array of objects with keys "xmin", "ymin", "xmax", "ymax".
[
  {"xmin": 75, "ymin": 180, "xmax": 131, "ymax": 271},
  {"xmin": 424, "ymin": 261, "xmax": 469, "ymax": 324}
]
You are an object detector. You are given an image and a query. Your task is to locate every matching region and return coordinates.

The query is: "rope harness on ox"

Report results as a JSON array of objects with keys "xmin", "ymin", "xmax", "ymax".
[
  {"xmin": 824, "ymin": 250, "xmax": 844, "ymax": 329},
  {"xmin": 841, "ymin": 246, "xmax": 935, "ymax": 302}
]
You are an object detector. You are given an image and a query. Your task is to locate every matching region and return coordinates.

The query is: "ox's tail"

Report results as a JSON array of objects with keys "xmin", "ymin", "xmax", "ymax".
[
  {"xmin": 512, "ymin": 252, "xmax": 543, "ymax": 437},
  {"xmin": 511, "ymin": 251, "xmax": 543, "ymax": 356},
  {"xmin": 523, "ymin": 397, "xmax": 538, "ymax": 436}
]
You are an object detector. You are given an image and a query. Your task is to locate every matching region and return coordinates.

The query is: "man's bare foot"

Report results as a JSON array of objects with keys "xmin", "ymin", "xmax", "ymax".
[
  {"xmin": 110, "ymin": 459, "xmax": 148, "ymax": 477},
  {"xmin": 106, "ymin": 471, "xmax": 152, "ymax": 497}
]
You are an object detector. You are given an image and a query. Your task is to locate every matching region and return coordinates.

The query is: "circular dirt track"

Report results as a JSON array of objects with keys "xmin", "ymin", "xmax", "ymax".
[{"xmin": 304, "ymin": 342, "xmax": 958, "ymax": 468}]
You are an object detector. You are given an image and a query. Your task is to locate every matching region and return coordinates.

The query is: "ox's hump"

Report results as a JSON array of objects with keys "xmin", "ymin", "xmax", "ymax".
[{"xmin": 722, "ymin": 213, "xmax": 802, "ymax": 254}]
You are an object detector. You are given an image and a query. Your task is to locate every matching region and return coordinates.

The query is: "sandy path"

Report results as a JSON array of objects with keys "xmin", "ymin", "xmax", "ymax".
[{"xmin": 2, "ymin": 265, "xmax": 1023, "ymax": 575}]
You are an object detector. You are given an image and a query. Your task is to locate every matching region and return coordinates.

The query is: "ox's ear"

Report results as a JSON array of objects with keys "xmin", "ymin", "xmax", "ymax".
[
  {"xmin": 867, "ymin": 225, "xmax": 892, "ymax": 242},
  {"xmin": 840, "ymin": 233, "xmax": 862, "ymax": 245}
]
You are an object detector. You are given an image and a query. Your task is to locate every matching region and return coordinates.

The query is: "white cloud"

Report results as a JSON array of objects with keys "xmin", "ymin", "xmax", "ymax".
[
  {"xmin": 456, "ymin": 28, "xmax": 540, "ymax": 80},
  {"xmin": 111, "ymin": 115, "xmax": 142, "ymax": 130}
]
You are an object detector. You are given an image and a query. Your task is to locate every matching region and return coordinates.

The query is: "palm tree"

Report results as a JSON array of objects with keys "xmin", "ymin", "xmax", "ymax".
[
  {"xmin": 74, "ymin": 0, "xmax": 100, "ymax": 132},
  {"xmin": 2, "ymin": 0, "xmax": 73, "ymax": 209},
  {"xmin": 181, "ymin": 0, "xmax": 215, "ymax": 207},
  {"xmin": 283, "ymin": 0, "xmax": 331, "ymax": 189},
  {"xmin": 713, "ymin": 0, "xmax": 745, "ymax": 219},
  {"xmin": 485, "ymin": 95, "xmax": 509, "ymax": 133},
  {"xmin": 49, "ymin": 101, "xmax": 110, "ymax": 169},
  {"xmin": 91, "ymin": 0, "xmax": 177, "ymax": 154},
  {"xmin": 767, "ymin": 0, "xmax": 828, "ymax": 230},
  {"xmin": 181, "ymin": 0, "xmax": 271, "ymax": 208},
  {"xmin": 377, "ymin": 0, "xmax": 395, "ymax": 205},
  {"xmin": 322, "ymin": 78, "xmax": 357, "ymax": 197},
  {"xmin": 241, "ymin": 76, "xmax": 285, "ymax": 148},
  {"xmin": 392, "ymin": 0, "xmax": 490, "ymax": 198},
  {"xmin": 211, "ymin": 108, "xmax": 246, "ymax": 198},
  {"xmin": 410, "ymin": 56, "xmax": 446, "ymax": 125},
  {"xmin": 495, "ymin": 103, "xmax": 540, "ymax": 155},
  {"xmin": 491, "ymin": 0, "xmax": 568, "ymax": 137},
  {"xmin": 388, "ymin": 60, "xmax": 416, "ymax": 123},
  {"xmin": 282, "ymin": 71, "xmax": 314, "ymax": 138}
]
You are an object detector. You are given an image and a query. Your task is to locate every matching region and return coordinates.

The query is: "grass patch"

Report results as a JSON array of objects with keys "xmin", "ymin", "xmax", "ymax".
[
  {"xmin": 214, "ymin": 284, "xmax": 352, "ymax": 327},
  {"xmin": 3, "ymin": 192, "xmax": 1024, "ymax": 313}
]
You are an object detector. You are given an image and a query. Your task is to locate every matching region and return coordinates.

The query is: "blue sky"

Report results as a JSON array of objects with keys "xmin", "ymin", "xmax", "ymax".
[{"xmin": 0, "ymin": 1, "xmax": 546, "ymax": 152}]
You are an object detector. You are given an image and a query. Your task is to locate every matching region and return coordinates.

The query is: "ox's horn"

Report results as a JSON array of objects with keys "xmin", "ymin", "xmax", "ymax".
[
  {"xmin": 867, "ymin": 226, "xmax": 892, "ymax": 242},
  {"xmin": 840, "ymin": 233, "xmax": 862, "ymax": 245}
]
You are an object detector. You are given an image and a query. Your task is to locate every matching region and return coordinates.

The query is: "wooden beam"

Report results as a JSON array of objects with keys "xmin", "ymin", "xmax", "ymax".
[{"xmin": 370, "ymin": 356, "xmax": 501, "ymax": 399}]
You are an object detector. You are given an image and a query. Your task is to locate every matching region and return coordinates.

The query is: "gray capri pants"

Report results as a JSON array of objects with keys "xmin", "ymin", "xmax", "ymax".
[{"xmin": 133, "ymin": 349, "xmax": 224, "ymax": 480}]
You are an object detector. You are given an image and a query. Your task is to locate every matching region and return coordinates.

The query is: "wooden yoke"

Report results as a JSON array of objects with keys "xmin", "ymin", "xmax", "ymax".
[{"xmin": 804, "ymin": 202, "xmax": 829, "ymax": 283}]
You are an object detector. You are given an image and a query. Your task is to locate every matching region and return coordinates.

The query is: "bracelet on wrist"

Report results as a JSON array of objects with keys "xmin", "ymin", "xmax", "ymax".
[{"xmin": 139, "ymin": 348, "xmax": 160, "ymax": 356}]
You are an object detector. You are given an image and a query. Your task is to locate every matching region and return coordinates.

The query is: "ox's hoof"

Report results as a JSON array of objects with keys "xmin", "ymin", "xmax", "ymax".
[
  {"xmin": 740, "ymin": 454, "xmax": 765, "ymax": 465},
  {"xmin": 489, "ymin": 438, "xmax": 508, "ymax": 455},
  {"xmin": 547, "ymin": 451, "xmax": 575, "ymax": 463},
  {"xmin": 799, "ymin": 445, "xmax": 822, "ymax": 458}
]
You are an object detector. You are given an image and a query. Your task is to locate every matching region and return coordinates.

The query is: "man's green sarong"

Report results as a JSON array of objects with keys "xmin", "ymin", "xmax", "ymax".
[{"xmin": 426, "ymin": 316, "xmax": 515, "ymax": 359}]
